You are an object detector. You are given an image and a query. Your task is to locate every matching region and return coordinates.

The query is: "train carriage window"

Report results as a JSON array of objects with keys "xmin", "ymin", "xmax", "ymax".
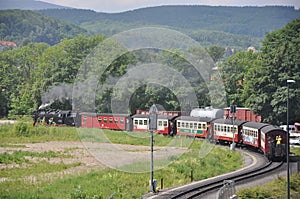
[
  {"xmin": 83, "ymin": 116, "xmax": 87, "ymax": 123},
  {"xmin": 114, "ymin": 118, "xmax": 118, "ymax": 124},
  {"xmin": 177, "ymin": 122, "xmax": 181, "ymax": 127},
  {"xmin": 202, "ymin": 124, "xmax": 206, "ymax": 130},
  {"xmin": 134, "ymin": 119, "xmax": 138, "ymax": 125},
  {"xmin": 158, "ymin": 121, "xmax": 163, "ymax": 126},
  {"xmin": 104, "ymin": 118, "xmax": 107, "ymax": 123},
  {"xmin": 139, "ymin": 120, "xmax": 143, "ymax": 125},
  {"xmin": 194, "ymin": 123, "xmax": 197, "ymax": 129},
  {"xmin": 163, "ymin": 121, "xmax": 168, "ymax": 127},
  {"xmin": 221, "ymin": 126, "xmax": 224, "ymax": 132},
  {"xmin": 144, "ymin": 120, "xmax": 148, "ymax": 125},
  {"xmin": 189, "ymin": 123, "xmax": 193, "ymax": 128},
  {"xmin": 98, "ymin": 117, "xmax": 102, "ymax": 123},
  {"xmin": 120, "ymin": 118, "xmax": 124, "ymax": 124},
  {"xmin": 109, "ymin": 118, "xmax": 113, "ymax": 123},
  {"xmin": 261, "ymin": 133, "xmax": 265, "ymax": 142},
  {"xmin": 198, "ymin": 123, "xmax": 201, "ymax": 129}
]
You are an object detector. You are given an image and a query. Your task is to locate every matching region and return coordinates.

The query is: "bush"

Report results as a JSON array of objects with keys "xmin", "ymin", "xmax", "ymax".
[{"xmin": 13, "ymin": 122, "xmax": 33, "ymax": 137}]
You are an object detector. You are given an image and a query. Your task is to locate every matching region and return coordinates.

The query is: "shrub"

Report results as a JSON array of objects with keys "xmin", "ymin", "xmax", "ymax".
[{"xmin": 13, "ymin": 122, "xmax": 32, "ymax": 137}]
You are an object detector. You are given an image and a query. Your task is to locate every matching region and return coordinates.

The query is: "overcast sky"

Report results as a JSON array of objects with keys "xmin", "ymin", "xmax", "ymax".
[{"xmin": 39, "ymin": 0, "xmax": 300, "ymax": 13}]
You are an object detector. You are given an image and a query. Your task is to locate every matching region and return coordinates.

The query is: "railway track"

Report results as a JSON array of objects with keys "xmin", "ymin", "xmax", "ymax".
[
  {"xmin": 144, "ymin": 150, "xmax": 283, "ymax": 199},
  {"xmin": 176, "ymin": 161, "xmax": 283, "ymax": 199}
]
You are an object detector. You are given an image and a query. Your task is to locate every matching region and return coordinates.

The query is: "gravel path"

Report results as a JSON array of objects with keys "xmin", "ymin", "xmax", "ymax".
[{"xmin": 0, "ymin": 141, "xmax": 188, "ymax": 182}]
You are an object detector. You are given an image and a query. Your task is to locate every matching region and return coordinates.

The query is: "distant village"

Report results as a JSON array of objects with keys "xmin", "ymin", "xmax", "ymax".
[{"xmin": 0, "ymin": 41, "xmax": 17, "ymax": 50}]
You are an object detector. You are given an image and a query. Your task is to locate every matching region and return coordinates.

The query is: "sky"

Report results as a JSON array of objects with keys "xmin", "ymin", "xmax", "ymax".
[{"xmin": 38, "ymin": 0, "xmax": 300, "ymax": 13}]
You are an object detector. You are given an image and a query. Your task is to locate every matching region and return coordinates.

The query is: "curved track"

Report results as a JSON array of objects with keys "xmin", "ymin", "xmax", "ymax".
[{"xmin": 144, "ymin": 150, "xmax": 282, "ymax": 199}]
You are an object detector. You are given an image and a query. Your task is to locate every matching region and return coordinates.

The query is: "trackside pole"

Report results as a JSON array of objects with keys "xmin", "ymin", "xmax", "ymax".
[
  {"xmin": 230, "ymin": 105, "xmax": 236, "ymax": 151},
  {"xmin": 149, "ymin": 104, "xmax": 158, "ymax": 193}
]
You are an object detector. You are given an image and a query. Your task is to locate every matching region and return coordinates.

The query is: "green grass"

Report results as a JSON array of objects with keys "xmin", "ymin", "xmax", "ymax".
[
  {"xmin": 78, "ymin": 128, "xmax": 192, "ymax": 147},
  {"xmin": 0, "ymin": 150, "xmax": 71, "ymax": 165},
  {"xmin": 2, "ymin": 122, "xmax": 300, "ymax": 198},
  {"xmin": 0, "ymin": 161, "xmax": 82, "ymax": 179},
  {"xmin": 0, "ymin": 142, "xmax": 242, "ymax": 198},
  {"xmin": 0, "ymin": 122, "xmax": 79, "ymax": 143},
  {"xmin": 237, "ymin": 173, "xmax": 300, "ymax": 199},
  {"xmin": 237, "ymin": 146, "xmax": 300, "ymax": 198},
  {"xmin": 290, "ymin": 146, "xmax": 300, "ymax": 156},
  {"xmin": 0, "ymin": 123, "xmax": 243, "ymax": 198}
]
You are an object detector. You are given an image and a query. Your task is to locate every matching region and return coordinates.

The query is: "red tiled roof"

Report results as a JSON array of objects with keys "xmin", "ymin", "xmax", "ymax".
[{"xmin": 0, "ymin": 41, "xmax": 17, "ymax": 47}]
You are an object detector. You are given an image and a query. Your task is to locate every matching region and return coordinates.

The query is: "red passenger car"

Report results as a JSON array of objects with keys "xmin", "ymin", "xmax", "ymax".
[
  {"xmin": 80, "ymin": 112, "xmax": 99, "ymax": 128},
  {"xmin": 131, "ymin": 114, "xmax": 177, "ymax": 134},
  {"xmin": 97, "ymin": 113, "xmax": 132, "ymax": 131},
  {"xmin": 260, "ymin": 125, "xmax": 286, "ymax": 159},
  {"xmin": 80, "ymin": 112, "xmax": 132, "ymax": 131}
]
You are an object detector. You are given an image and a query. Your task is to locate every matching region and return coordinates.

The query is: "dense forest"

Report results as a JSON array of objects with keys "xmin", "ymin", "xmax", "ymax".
[
  {"xmin": 0, "ymin": 10, "xmax": 89, "ymax": 46},
  {"xmin": 0, "ymin": 17, "xmax": 299, "ymax": 125},
  {"xmin": 1, "ymin": 6, "xmax": 299, "ymax": 49},
  {"xmin": 39, "ymin": 6, "xmax": 300, "ymax": 48}
]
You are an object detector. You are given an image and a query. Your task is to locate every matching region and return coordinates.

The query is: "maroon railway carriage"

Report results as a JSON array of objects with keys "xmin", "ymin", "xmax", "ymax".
[
  {"xmin": 97, "ymin": 113, "xmax": 132, "ymax": 131},
  {"xmin": 260, "ymin": 125, "xmax": 287, "ymax": 160},
  {"xmin": 223, "ymin": 107, "xmax": 262, "ymax": 122},
  {"xmin": 80, "ymin": 112, "xmax": 98, "ymax": 128},
  {"xmin": 241, "ymin": 122, "xmax": 269, "ymax": 148},
  {"xmin": 80, "ymin": 112, "xmax": 132, "ymax": 131},
  {"xmin": 212, "ymin": 118, "xmax": 247, "ymax": 144}
]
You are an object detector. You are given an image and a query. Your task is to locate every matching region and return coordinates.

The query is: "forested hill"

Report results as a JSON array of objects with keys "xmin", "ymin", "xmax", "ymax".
[
  {"xmin": 40, "ymin": 6, "xmax": 300, "ymax": 38},
  {"xmin": 0, "ymin": 10, "xmax": 89, "ymax": 46}
]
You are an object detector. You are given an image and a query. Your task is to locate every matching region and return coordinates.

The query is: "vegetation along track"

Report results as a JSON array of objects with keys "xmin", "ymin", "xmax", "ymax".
[{"xmin": 145, "ymin": 150, "xmax": 283, "ymax": 199}]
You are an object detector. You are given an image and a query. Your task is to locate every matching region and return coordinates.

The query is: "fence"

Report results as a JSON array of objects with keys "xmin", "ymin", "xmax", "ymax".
[{"xmin": 216, "ymin": 180, "xmax": 237, "ymax": 199}]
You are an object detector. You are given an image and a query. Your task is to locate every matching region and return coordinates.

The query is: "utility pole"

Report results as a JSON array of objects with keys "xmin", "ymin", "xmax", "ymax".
[
  {"xmin": 286, "ymin": 79, "xmax": 295, "ymax": 199},
  {"xmin": 149, "ymin": 104, "xmax": 158, "ymax": 193},
  {"xmin": 230, "ymin": 105, "xmax": 236, "ymax": 151}
]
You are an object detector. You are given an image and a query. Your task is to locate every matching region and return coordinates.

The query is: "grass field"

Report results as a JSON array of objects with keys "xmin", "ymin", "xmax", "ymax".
[
  {"xmin": 1, "ymin": 121, "xmax": 299, "ymax": 198},
  {"xmin": 0, "ymin": 122, "xmax": 243, "ymax": 198}
]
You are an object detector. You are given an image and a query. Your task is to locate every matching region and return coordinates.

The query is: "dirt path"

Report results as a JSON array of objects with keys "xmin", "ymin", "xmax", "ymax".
[{"xmin": 0, "ymin": 141, "xmax": 188, "ymax": 183}]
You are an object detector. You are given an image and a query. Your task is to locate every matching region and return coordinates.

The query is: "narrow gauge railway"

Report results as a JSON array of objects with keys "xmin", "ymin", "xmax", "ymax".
[
  {"xmin": 144, "ymin": 151, "xmax": 283, "ymax": 199},
  {"xmin": 32, "ymin": 107, "xmax": 287, "ymax": 161}
]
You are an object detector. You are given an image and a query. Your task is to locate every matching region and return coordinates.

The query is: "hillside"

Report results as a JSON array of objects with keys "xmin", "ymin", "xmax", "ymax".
[
  {"xmin": 39, "ymin": 6, "xmax": 300, "ymax": 38},
  {"xmin": 0, "ymin": 10, "xmax": 89, "ymax": 46},
  {"xmin": 0, "ymin": 0, "xmax": 71, "ymax": 10}
]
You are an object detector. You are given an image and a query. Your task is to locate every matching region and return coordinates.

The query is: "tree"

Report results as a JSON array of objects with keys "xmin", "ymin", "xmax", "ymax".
[
  {"xmin": 218, "ymin": 50, "xmax": 261, "ymax": 107},
  {"xmin": 246, "ymin": 19, "xmax": 300, "ymax": 124},
  {"xmin": 207, "ymin": 45, "xmax": 225, "ymax": 63}
]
